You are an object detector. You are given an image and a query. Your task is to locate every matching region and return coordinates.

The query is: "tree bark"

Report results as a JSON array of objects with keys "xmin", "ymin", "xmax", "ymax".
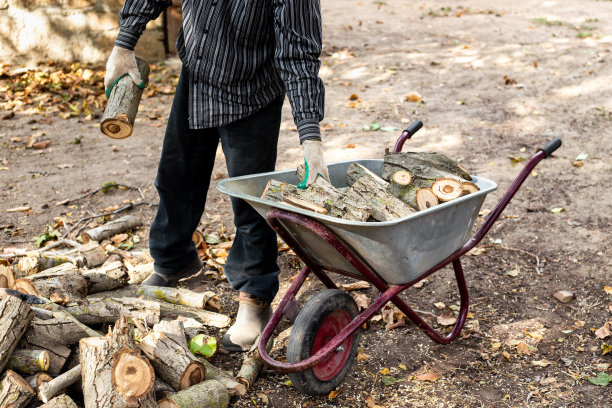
[
  {"xmin": 80, "ymin": 317, "xmax": 156, "ymax": 408},
  {"xmin": 75, "ymin": 241, "xmax": 108, "ymax": 268},
  {"xmin": 100, "ymin": 57, "xmax": 150, "ymax": 139},
  {"xmin": 0, "ymin": 369, "xmax": 35, "ymax": 408},
  {"xmin": 346, "ymin": 175, "xmax": 416, "ymax": 221},
  {"xmin": 158, "ymin": 302, "xmax": 230, "ymax": 329},
  {"xmin": 197, "ymin": 358, "xmax": 246, "ymax": 396},
  {"xmin": 345, "ymin": 162, "xmax": 389, "ymax": 187},
  {"xmin": 236, "ymin": 335, "xmax": 273, "ymax": 390},
  {"xmin": 137, "ymin": 286, "xmax": 219, "ymax": 311},
  {"xmin": 66, "ymin": 297, "xmax": 160, "ymax": 326},
  {"xmin": 0, "ymin": 296, "xmax": 33, "ymax": 373},
  {"xmin": 382, "ymin": 150, "xmax": 472, "ymax": 185},
  {"xmin": 139, "ymin": 331, "xmax": 206, "ymax": 391},
  {"xmin": 7, "ymin": 349, "xmax": 50, "ymax": 375},
  {"xmin": 16, "ymin": 254, "xmax": 81, "ymax": 278},
  {"xmin": 157, "ymin": 379, "xmax": 229, "ymax": 408},
  {"xmin": 13, "ymin": 263, "xmax": 86, "ymax": 304},
  {"xmin": 26, "ymin": 372, "xmax": 53, "ymax": 391},
  {"xmin": 154, "ymin": 378, "xmax": 175, "ymax": 401},
  {"xmin": 83, "ymin": 261, "xmax": 128, "ymax": 294},
  {"xmin": 0, "ymin": 265, "xmax": 15, "ymax": 289},
  {"xmin": 126, "ymin": 262, "xmax": 154, "ymax": 284},
  {"xmin": 21, "ymin": 338, "xmax": 70, "ymax": 377},
  {"xmin": 80, "ymin": 215, "xmax": 142, "ymax": 244},
  {"xmin": 26, "ymin": 316, "xmax": 92, "ymax": 347},
  {"xmin": 260, "ymin": 179, "xmax": 284, "ymax": 202},
  {"xmin": 40, "ymin": 394, "xmax": 78, "ymax": 408},
  {"xmin": 37, "ymin": 365, "xmax": 80, "ymax": 404}
]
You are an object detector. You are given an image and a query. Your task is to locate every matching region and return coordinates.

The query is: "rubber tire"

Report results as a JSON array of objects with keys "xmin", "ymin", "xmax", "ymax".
[{"xmin": 287, "ymin": 289, "xmax": 360, "ymax": 396}]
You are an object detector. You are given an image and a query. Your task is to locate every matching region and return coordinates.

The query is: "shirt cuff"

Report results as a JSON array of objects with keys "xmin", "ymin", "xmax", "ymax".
[
  {"xmin": 115, "ymin": 27, "xmax": 141, "ymax": 51},
  {"xmin": 297, "ymin": 118, "xmax": 321, "ymax": 144}
]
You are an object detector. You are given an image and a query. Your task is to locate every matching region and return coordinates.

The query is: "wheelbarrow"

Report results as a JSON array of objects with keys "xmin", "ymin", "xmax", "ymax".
[{"xmin": 216, "ymin": 122, "xmax": 562, "ymax": 396}]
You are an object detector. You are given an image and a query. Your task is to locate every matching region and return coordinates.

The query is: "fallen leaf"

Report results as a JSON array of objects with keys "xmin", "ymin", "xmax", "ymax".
[
  {"xmin": 506, "ymin": 268, "xmax": 520, "ymax": 277},
  {"xmin": 550, "ymin": 207, "xmax": 565, "ymax": 214},
  {"xmin": 491, "ymin": 342, "xmax": 502, "ymax": 352},
  {"xmin": 356, "ymin": 351, "xmax": 370, "ymax": 362},
  {"xmin": 595, "ymin": 322, "xmax": 611, "ymax": 339},
  {"xmin": 398, "ymin": 363, "xmax": 407, "ymax": 371},
  {"xmin": 604, "ymin": 286, "xmax": 612, "ymax": 295},
  {"xmin": 531, "ymin": 359, "xmax": 552, "ymax": 367},
  {"xmin": 57, "ymin": 163, "xmax": 74, "ymax": 169},
  {"xmin": 587, "ymin": 372, "xmax": 612, "ymax": 386},
  {"xmin": 284, "ymin": 380, "xmax": 292, "ymax": 387},
  {"xmin": 32, "ymin": 140, "xmax": 52, "ymax": 149},
  {"xmin": 404, "ymin": 92, "xmax": 421, "ymax": 102},
  {"xmin": 434, "ymin": 302, "xmax": 446, "ymax": 310},
  {"xmin": 414, "ymin": 372, "xmax": 440, "ymax": 382},
  {"xmin": 540, "ymin": 377, "xmax": 557, "ymax": 386},
  {"xmin": 516, "ymin": 341, "xmax": 531, "ymax": 355},
  {"xmin": 349, "ymin": 94, "xmax": 359, "ymax": 100},
  {"xmin": 437, "ymin": 310, "xmax": 457, "ymax": 326},
  {"xmin": 6, "ymin": 206, "xmax": 31, "ymax": 212},
  {"xmin": 574, "ymin": 153, "xmax": 588, "ymax": 161},
  {"xmin": 554, "ymin": 290, "xmax": 574, "ymax": 303},
  {"xmin": 328, "ymin": 387, "xmax": 342, "ymax": 399},
  {"xmin": 112, "ymin": 233, "xmax": 129, "ymax": 244},
  {"xmin": 342, "ymin": 281, "xmax": 370, "ymax": 291},
  {"xmin": 502, "ymin": 351, "xmax": 511, "ymax": 362},
  {"xmin": 602, "ymin": 343, "xmax": 611, "ymax": 356},
  {"xmin": 257, "ymin": 393, "xmax": 269, "ymax": 404},
  {"xmin": 467, "ymin": 247, "xmax": 486, "ymax": 256},
  {"xmin": 379, "ymin": 367, "xmax": 390, "ymax": 375},
  {"xmin": 345, "ymin": 143, "xmax": 356, "ymax": 148},
  {"xmin": 365, "ymin": 396, "xmax": 384, "ymax": 408},
  {"xmin": 381, "ymin": 375, "xmax": 398, "ymax": 385},
  {"xmin": 351, "ymin": 292, "xmax": 370, "ymax": 311}
]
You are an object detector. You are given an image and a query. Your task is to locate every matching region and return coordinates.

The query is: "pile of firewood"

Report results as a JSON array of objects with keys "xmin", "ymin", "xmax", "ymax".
[
  {"xmin": 0, "ymin": 217, "xmax": 264, "ymax": 408},
  {"xmin": 262, "ymin": 150, "xmax": 479, "ymax": 222}
]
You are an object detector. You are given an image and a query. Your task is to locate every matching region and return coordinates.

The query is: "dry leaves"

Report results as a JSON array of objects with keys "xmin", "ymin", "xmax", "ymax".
[
  {"xmin": 414, "ymin": 371, "xmax": 441, "ymax": 382},
  {"xmin": 437, "ymin": 310, "xmax": 457, "ymax": 326},
  {"xmin": 351, "ymin": 292, "xmax": 370, "ymax": 311},
  {"xmin": 595, "ymin": 322, "xmax": 611, "ymax": 339}
]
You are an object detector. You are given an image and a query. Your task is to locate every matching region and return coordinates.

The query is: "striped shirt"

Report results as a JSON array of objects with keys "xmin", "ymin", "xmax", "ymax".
[{"xmin": 116, "ymin": 0, "xmax": 325, "ymax": 142}]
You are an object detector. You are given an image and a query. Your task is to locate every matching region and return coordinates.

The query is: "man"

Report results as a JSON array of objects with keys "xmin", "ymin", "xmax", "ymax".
[{"xmin": 104, "ymin": 0, "xmax": 329, "ymax": 351}]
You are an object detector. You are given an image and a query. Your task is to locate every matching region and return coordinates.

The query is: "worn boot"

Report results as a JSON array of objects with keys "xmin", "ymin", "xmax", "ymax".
[{"xmin": 222, "ymin": 292, "xmax": 273, "ymax": 352}]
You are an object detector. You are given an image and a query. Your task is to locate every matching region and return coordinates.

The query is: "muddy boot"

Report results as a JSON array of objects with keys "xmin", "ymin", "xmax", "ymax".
[{"xmin": 222, "ymin": 292, "xmax": 273, "ymax": 352}]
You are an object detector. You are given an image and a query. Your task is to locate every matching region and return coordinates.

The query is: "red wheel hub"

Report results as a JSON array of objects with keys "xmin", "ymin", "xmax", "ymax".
[{"xmin": 312, "ymin": 310, "xmax": 353, "ymax": 381}]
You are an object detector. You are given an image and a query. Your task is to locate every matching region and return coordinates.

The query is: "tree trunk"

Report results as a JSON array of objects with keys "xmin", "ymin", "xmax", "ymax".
[
  {"xmin": 80, "ymin": 317, "xmax": 156, "ymax": 408},
  {"xmin": 40, "ymin": 394, "xmax": 78, "ymax": 408},
  {"xmin": 26, "ymin": 372, "xmax": 53, "ymax": 391},
  {"xmin": 382, "ymin": 150, "xmax": 472, "ymax": 185},
  {"xmin": 346, "ymin": 175, "xmax": 416, "ymax": 221},
  {"xmin": 0, "ymin": 296, "xmax": 33, "ymax": 373},
  {"xmin": 0, "ymin": 265, "xmax": 15, "ymax": 288},
  {"xmin": 157, "ymin": 380, "xmax": 229, "ymax": 408},
  {"xmin": 236, "ymin": 336, "xmax": 273, "ymax": 390},
  {"xmin": 100, "ymin": 57, "xmax": 150, "ymax": 139},
  {"xmin": 66, "ymin": 297, "xmax": 160, "ymax": 326},
  {"xmin": 139, "ymin": 331, "xmax": 206, "ymax": 391},
  {"xmin": 345, "ymin": 162, "xmax": 388, "ymax": 187},
  {"xmin": 137, "ymin": 286, "xmax": 219, "ymax": 311},
  {"xmin": 0, "ymin": 370, "xmax": 35, "ymax": 408},
  {"xmin": 7, "ymin": 349, "xmax": 50, "ymax": 375},
  {"xmin": 13, "ymin": 263, "xmax": 86, "ymax": 304},
  {"xmin": 82, "ymin": 261, "xmax": 128, "ymax": 294},
  {"xmin": 80, "ymin": 215, "xmax": 142, "ymax": 244},
  {"xmin": 37, "ymin": 365, "xmax": 81, "ymax": 404}
]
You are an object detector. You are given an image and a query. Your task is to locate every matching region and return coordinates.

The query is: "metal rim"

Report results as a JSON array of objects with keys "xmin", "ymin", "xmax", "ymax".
[{"xmin": 311, "ymin": 310, "xmax": 354, "ymax": 381}]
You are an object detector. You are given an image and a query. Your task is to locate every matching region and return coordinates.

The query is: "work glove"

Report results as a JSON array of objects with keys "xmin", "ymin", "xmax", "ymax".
[
  {"xmin": 298, "ymin": 139, "xmax": 330, "ymax": 188},
  {"xmin": 104, "ymin": 46, "xmax": 143, "ymax": 97}
]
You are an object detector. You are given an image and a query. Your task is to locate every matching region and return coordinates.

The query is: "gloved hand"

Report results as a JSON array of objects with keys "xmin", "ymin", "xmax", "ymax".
[
  {"xmin": 298, "ymin": 139, "xmax": 330, "ymax": 188},
  {"xmin": 104, "ymin": 46, "xmax": 143, "ymax": 94}
]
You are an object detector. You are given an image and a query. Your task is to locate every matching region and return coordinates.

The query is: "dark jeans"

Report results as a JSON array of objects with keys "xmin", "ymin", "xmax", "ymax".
[{"xmin": 149, "ymin": 67, "xmax": 282, "ymax": 303}]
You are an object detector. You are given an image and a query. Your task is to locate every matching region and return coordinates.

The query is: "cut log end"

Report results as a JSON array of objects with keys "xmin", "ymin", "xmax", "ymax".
[
  {"xmin": 392, "ymin": 170, "xmax": 412, "ymax": 185},
  {"xmin": 101, "ymin": 115, "xmax": 133, "ymax": 139},
  {"xmin": 180, "ymin": 361, "xmax": 206, "ymax": 390},
  {"xmin": 111, "ymin": 349, "xmax": 155, "ymax": 399},
  {"xmin": 461, "ymin": 181, "xmax": 480, "ymax": 195},
  {"xmin": 416, "ymin": 188, "xmax": 439, "ymax": 210},
  {"xmin": 13, "ymin": 278, "xmax": 40, "ymax": 296},
  {"xmin": 431, "ymin": 178, "xmax": 463, "ymax": 201}
]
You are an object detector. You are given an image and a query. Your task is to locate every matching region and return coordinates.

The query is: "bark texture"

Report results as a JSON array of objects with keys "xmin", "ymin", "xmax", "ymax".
[
  {"xmin": 66, "ymin": 297, "xmax": 160, "ymax": 326},
  {"xmin": 38, "ymin": 365, "xmax": 81, "ymax": 403},
  {"xmin": 0, "ymin": 369, "xmax": 35, "ymax": 408},
  {"xmin": 7, "ymin": 349, "xmax": 50, "ymax": 375},
  {"xmin": 40, "ymin": 394, "xmax": 79, "ymax": 408},
  {"xmin": 0, "ymin": 296, "xmax": 34, "ymax": 373},
  {"xmin": 157, "ymin": 379, "xmax": 229, "ymax": 408},
  {"xmin": 346, "ymin": 175, "xmax": 416, "ymax": 221},
  {"xmin": 382, "ymin": 150, "xmax": 472, "ymax": 185},
  {"xmin": 14, "ymin": 263, "xmax": 86, "ymax": 303},
  {"xmin": 80, "ymin": 215, "xmax": 142, "ymax": 244}
]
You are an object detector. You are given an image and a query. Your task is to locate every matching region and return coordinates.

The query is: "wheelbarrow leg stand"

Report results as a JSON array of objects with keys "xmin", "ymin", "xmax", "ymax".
[{"xmin": 390, "ymin": 259, "xmax": 469, "ymax": 344}]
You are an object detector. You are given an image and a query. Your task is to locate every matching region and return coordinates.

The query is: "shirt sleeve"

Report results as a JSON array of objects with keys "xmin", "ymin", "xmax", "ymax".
[
  {"xmin": 273, "ymin": 0, "xmax": 325, "ymax": 143},
  {"xmin": 115, "ymin": 0, "xmax": 173, "ymax": 50}
]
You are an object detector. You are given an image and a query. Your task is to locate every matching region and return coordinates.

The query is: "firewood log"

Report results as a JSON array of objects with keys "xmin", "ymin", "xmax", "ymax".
[
  {"xmin": 80, "ymin": 215, "xmax": 142, "ymax": 244},
  {"xmin": 346, "ymin": 175, "xmax": 416, "ymax": 221},
  {"xmin": 16, "ymin": 254, "xmax": 81, "ymax": 278},
  {"xmin": 345, "ymin": 162, "xmax": 388, "ymax": 187},
  {"xmin": 382, "ymin": 150, "xmax": 472, "ymax": 184},
  {"xmin": 236, "ymin": 335, "xmax": 273, "ymax": 390},
  {"xmin": 7, "ymin": 349, "xmax": 50, "ymax": 375},
  {"xmin": 431, "ymin": 178, "xmax": 464, "ymax": 201},
  {"xmin": 13, "ymin": 263, "xmax": 86, "ymax": 304},
  {"xmin": 158, "ymin": 302, "xmax": 231, "ymax": 329},
  {"xmin": 0, "ymin": 369, "xmax": 35, "ymax": 408},
  {"xmin": 197, "ymin": 358, "xmax": 246, "ymax": 396},
  {"xmin": 261, "ymin": 179, "xmax": 284, "ymax": 202},
  {"xmin": 137, "ymin": 286, "xmax": 220, "ymax": 311},
  {"xmin": 0, "ymin": 296, "xmax": 34, "ymax": 373},
  {"xmin": 415, "ymin": 187, "xmax": 439, "ymax": 210},
  {"xmin": 154, "ymin": 378, "xmax": 176, "ymax": 400},
  {"xmin": 37, "ymin": 365, "xmax": 80, "ymax": 403},
  {"xmin": 82, "ymin": 261, "xmax": 128, "ymax": 294},
  {"xmin": 461, "ymin": 181, "xmax": 480, "ymax": 195},
  {"xmin": 26, "ymin": 372, "xmax": 53, "ymax": 392},
  {"xmin": 66, "ymin": 297, "xmax": 160, "ymax": 326},
  {"xmin": 40, "ymin": 394, "xmax": 78, "ymax": 408},
  {"xmin": 76, "ymin": 241, "xmax": 108, "ymax": 268},
  {"xmin": 80, "ymin": 317, "xmax": 156, "ymax": 408},
  {"xmin": 20, "ymin": 339, "xmax": 70, "ymax": 377},
  {"xmin": 139, "ymin": 330, "xmax": 206, "ymax": 391},
  {"xmin": 157, "ymin": 379, "xmax": 229, "ymax": 408},
  {"xmin": 100, "ymin": 57, "xmax": 150, "ymax": 139},
  {"xmin": 26, "ymin": 316, "xmax": 92, "ymax": 347},
  {"xmin": 0, "ymin": 265, "xmax": 16, "ymax": 288},
  {"xmin": 126, "ymin": 261, "xmax": 154, "ymax": 284}
]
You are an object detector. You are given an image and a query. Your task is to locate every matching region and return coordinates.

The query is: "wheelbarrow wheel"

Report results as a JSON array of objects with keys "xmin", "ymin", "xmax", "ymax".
[{"xmin": 287, "ymin": 289, "xmax": 360, "ymax": 396}]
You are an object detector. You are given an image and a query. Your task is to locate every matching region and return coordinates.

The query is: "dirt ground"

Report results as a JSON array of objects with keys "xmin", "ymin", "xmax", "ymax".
[{"xmin": 1, "ymin": 0, "xmax": 611, "ymax": 406}]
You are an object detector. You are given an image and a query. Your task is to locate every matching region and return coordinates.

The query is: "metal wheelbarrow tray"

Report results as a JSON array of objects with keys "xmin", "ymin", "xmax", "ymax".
[{"xmin": 217, "ymin": 126, "xmax": 562, "ymax": 396}]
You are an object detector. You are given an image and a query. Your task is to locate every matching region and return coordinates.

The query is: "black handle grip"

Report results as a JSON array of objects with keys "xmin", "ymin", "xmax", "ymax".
[
  {"xmin": 403, "ymin": 120, "xmax": 423, "ymax": 137},
  {"xmin": 539, "ymin": 138, "xmax": 562, "ymax": 157}
]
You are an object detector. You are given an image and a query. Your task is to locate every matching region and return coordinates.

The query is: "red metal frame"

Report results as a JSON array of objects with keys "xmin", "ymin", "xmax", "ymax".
[{"xmin": 258, "ymin": 143, "xmax": 551, "ymax": 374}]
